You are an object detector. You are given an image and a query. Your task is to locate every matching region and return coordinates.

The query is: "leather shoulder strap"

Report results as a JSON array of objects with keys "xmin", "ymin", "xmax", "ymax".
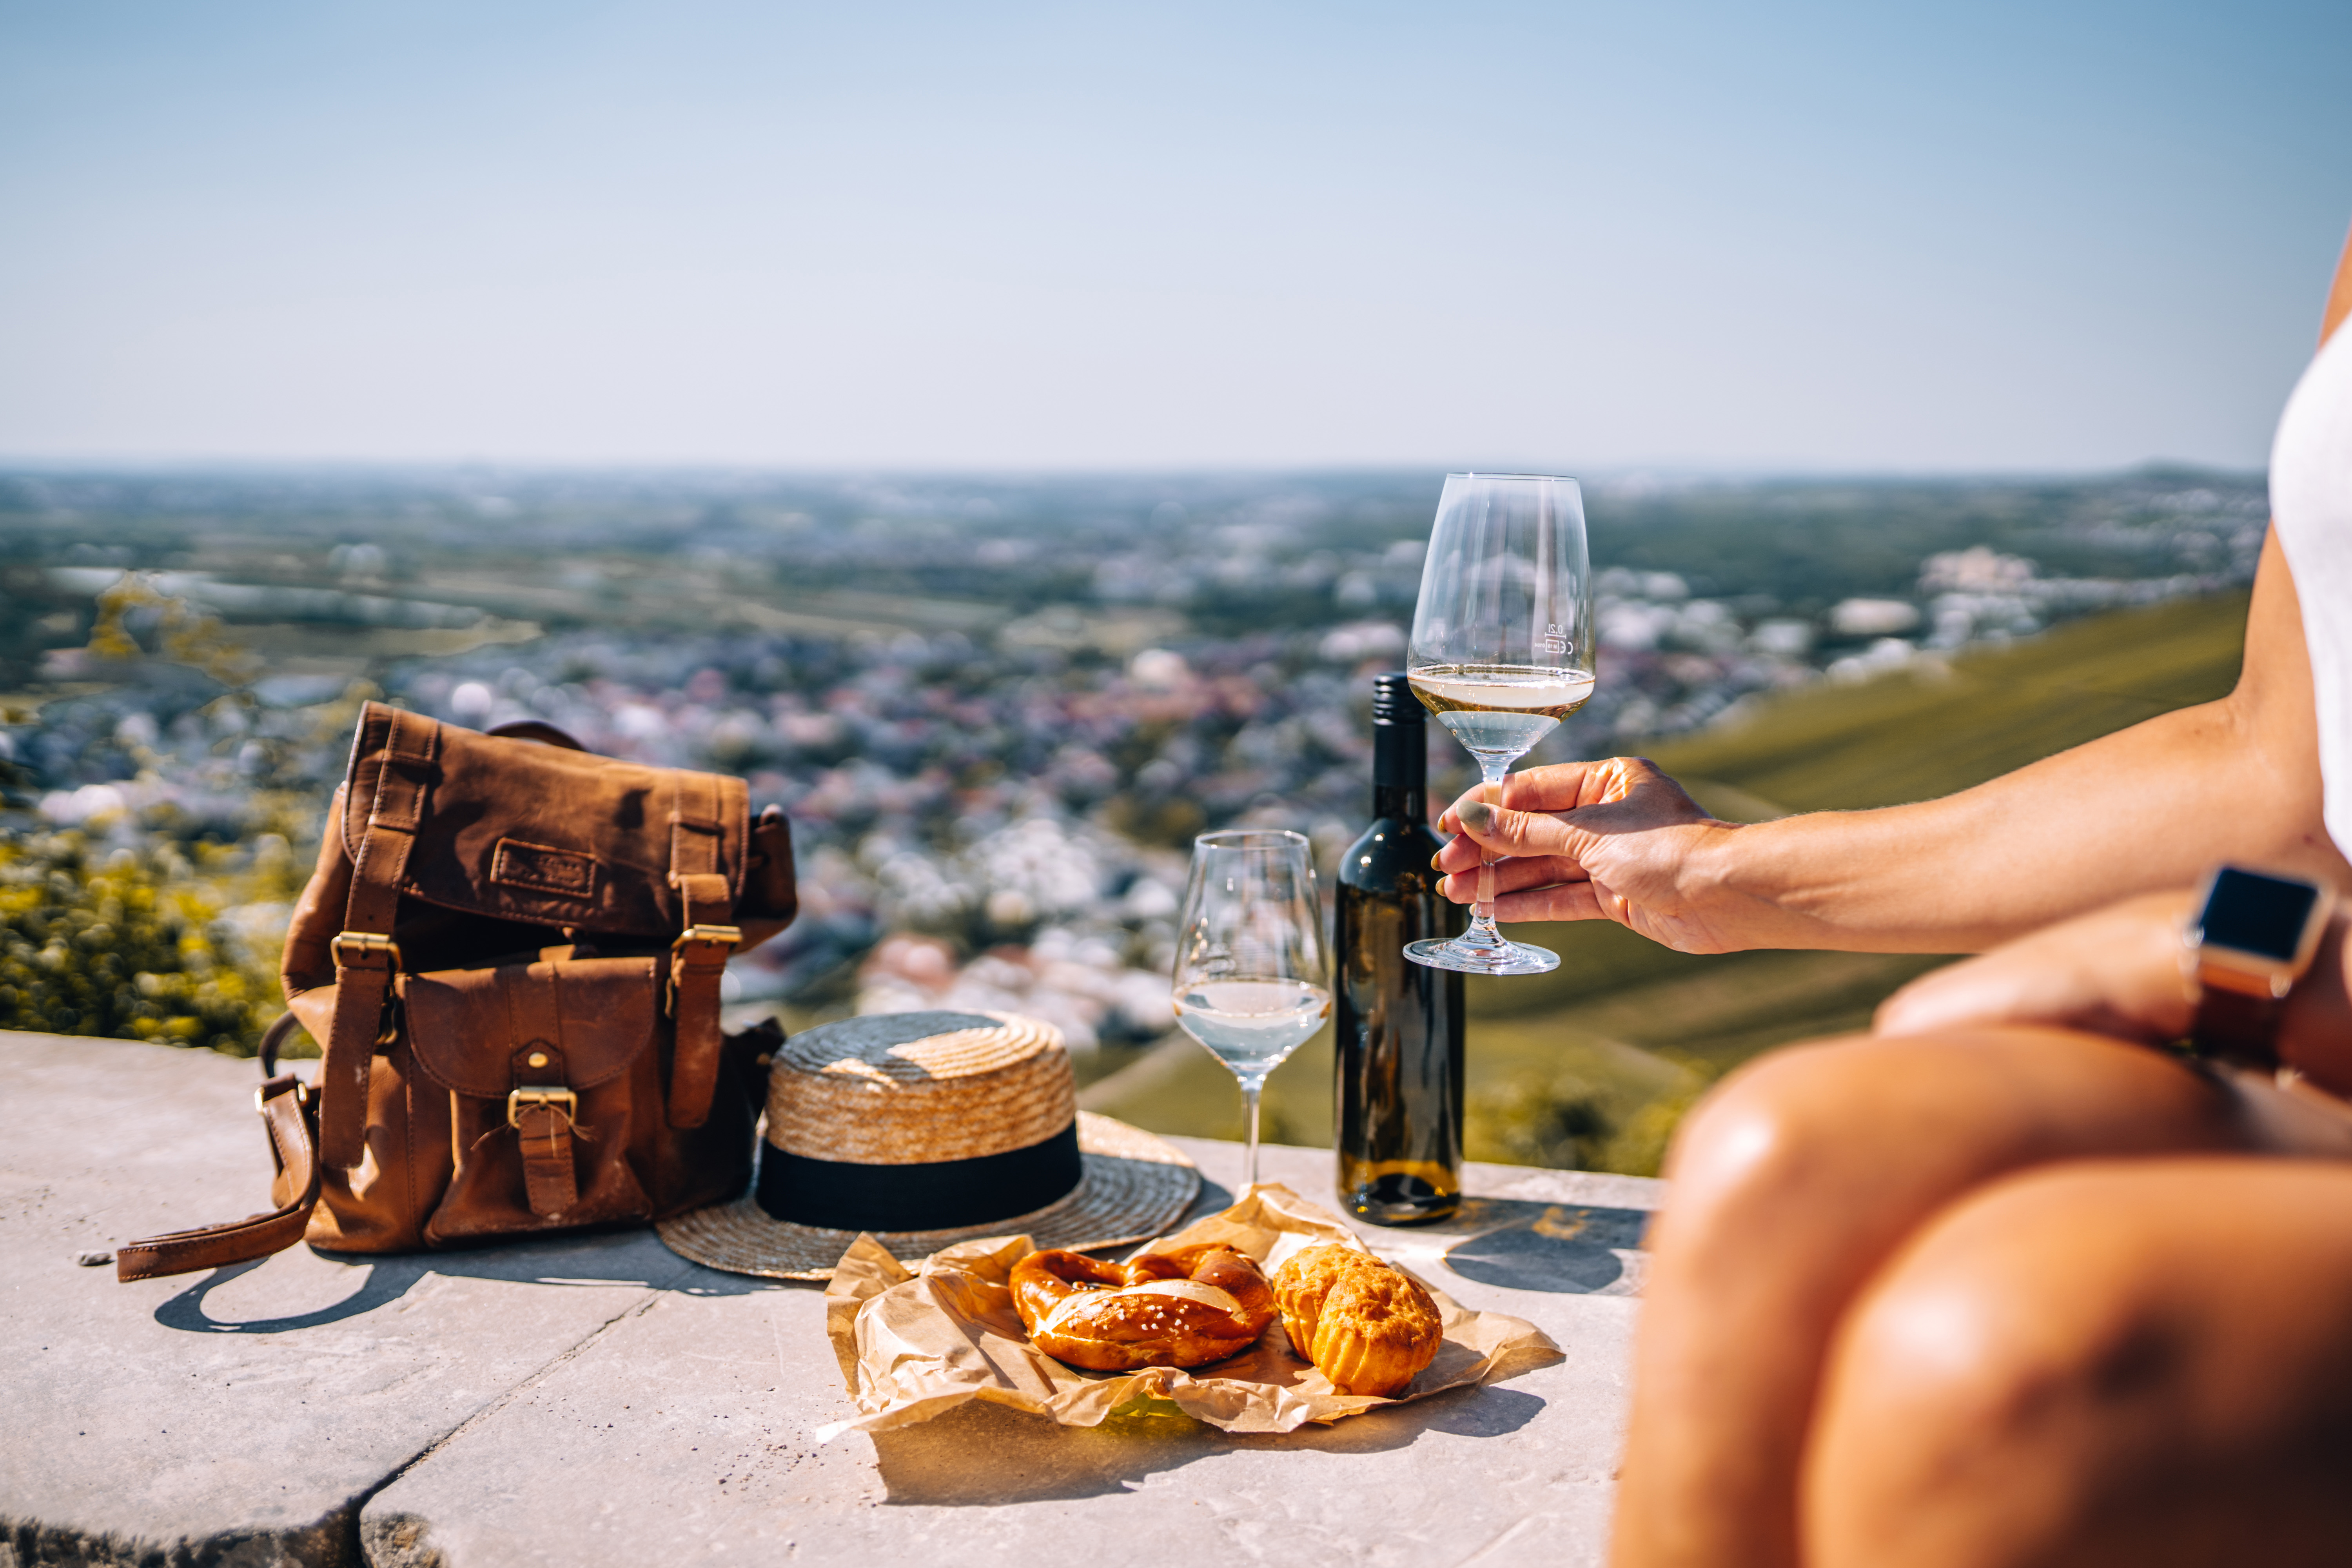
[
  {"xmin": 666, "ymin": 770, "xmax": 740, "ymax": 1130},
  {"xmin": 117, "ymin": 1018, "xmax": 323, "ymax": 1282},
  {"xmin": 318, "ymin": 706, "xmax": 436, "ymax": 1167}
]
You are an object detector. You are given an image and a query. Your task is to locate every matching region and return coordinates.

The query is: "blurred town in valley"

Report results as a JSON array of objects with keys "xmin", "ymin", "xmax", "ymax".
[{"xmin": 0, "ymin": 466, "xmax": 2266, "ymax": 1169}]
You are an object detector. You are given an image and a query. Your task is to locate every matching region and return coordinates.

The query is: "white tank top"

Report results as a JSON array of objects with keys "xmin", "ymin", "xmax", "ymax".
[{"xmin": 2273, "ymin": 321, "xmax": 2352, "ymax": 857}]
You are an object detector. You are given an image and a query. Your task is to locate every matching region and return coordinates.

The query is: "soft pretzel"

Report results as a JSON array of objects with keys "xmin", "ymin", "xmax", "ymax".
[
  {"xmin": 1011, "ymin": 1243, "xmax": 1278, "ymax": 1371},
  {"xmin": 1271, "ymin": 1243, "xmax": 1443, "ymax": 1397}
]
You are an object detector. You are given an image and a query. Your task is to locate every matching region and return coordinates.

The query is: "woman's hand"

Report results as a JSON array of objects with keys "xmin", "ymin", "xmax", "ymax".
[
  {"xmin": 1433, "ymin": 759, "xmax": 1761, "ymax": 953},
  {"xmin": 1873, "ymin": 892, "xmax": 2197, "ymax": 1044},
  {"xmin": 1874, "ymin": 890, "xmax": 2352, "ymax": 1105}
]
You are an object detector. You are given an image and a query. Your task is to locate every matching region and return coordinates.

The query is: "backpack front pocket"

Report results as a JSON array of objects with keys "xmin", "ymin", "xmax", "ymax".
[{"xmin": 401, "ymin": 956, "xmax": 662, "ymax": 1241}]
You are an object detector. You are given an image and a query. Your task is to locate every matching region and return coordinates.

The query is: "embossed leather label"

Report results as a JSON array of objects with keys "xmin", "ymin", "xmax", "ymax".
[{"xmin": 490, "ymin": 837, "xmax": 597, "ymax": 900}]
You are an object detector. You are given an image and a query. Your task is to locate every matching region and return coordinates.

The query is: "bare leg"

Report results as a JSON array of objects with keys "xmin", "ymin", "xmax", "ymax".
[
  {"xmin": 1606, "ymin": 1029, "xmax": 2352, "ymax": 1568},
  {"xmin": 1809, "ymin": 1159, "xmax": 2352, "ymax": 1567}
]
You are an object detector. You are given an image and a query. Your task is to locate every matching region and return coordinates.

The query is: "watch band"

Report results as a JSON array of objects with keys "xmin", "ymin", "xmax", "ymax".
[{"xmin": 2189, "ymin": 982, "xmax": 2283, "ymax": 1070}]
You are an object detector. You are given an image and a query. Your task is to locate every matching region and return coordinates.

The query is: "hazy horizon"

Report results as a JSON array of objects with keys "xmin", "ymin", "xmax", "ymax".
[{"xmin": 0, "ymin": 456, "xmax": 2273, "ymax": 485}]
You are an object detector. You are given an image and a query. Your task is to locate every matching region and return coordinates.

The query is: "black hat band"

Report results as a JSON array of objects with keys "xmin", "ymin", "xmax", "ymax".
[{"xmin": 754, "ymin": 1118, "xmax": 1084, "ymax": 1234}]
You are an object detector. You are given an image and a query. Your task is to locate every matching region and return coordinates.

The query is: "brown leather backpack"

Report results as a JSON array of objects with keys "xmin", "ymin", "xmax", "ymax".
[{"xmin": 116, "ymin": 701, "xmax": 799, "ymax": 1281}]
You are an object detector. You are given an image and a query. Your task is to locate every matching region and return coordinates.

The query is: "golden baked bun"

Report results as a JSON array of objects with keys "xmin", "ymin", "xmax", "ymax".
[{"xmin": 1270, "ymin": 1243, "xmax": 1442, "ymax": 1397}]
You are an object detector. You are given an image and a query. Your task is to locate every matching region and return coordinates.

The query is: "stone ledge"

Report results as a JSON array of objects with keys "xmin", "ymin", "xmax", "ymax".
[{"xmin": 0, "ymin": 1030, "xmax": 1660, "ymax": 1568}]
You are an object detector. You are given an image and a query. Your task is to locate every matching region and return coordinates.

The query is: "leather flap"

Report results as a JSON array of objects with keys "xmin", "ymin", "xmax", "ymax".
[
  {"xmin": 400, "ymin": 956, "xmax": 659, "ymax": 1098},
  {"xmin": 340, "ymin": 701, "xmax": 765, "ymax": 938}
]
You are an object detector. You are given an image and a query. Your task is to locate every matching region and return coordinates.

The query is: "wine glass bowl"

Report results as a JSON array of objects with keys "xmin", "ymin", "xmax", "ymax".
[
  {"xmin": 1171, "ymin": 828, "xmax": 1332, "ymax": 1189},
  {"xmin": 1405, "ymin": 474, "xmax": 1594, "ymax": 976}
]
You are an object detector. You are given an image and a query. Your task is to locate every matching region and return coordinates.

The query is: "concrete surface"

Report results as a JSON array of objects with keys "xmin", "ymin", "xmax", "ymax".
[{"xmin": 1, "ymin": 1031, "xmax": 1662, "ymax": 1568}]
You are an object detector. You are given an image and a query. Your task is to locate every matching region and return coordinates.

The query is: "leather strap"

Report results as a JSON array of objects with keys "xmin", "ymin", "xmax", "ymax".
[
  {"xmin": 666, "ymin": 771, "xmax": 736, "ymax": 1131},
  {"xmin": 505, "ymin": 970, "xmax": 579, "ymax": 1218},
  {"xmin": 320, "ymin": 708, "xmax": 434, "ymax": 1168},
  {"xmin": 484, "ymin": 719, "xmax": 587, "ymax": 751},
  {"xmin": 514, "ymin": 1099, "xmax": 580, "ymax": 1216},
  {"xmin": 117, "ymin": 1017, "xmax": 323, "ymax": 1282},
  {"xmin": 260, "ymin": 1004, "xmax": 300, "ymax": 1076},
  {"xmin": 2190, "ymin": 980, "xmax": 2284, "ymax": 1071}
]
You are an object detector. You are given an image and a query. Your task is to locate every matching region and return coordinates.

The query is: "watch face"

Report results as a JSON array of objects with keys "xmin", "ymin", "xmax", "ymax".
[{"xmin": 2198, "ymin": 867, "xmax": 2321, "ymax": 963}]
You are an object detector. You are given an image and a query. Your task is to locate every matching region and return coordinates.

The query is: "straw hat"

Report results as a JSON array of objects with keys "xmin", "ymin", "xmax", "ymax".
[{"xmin": 657, "ymin": 1009, "xmax": 1200, "ymax": 1279}]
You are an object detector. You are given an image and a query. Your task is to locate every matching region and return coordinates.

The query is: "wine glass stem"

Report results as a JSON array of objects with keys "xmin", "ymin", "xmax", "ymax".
[
  {"xmin": 1241, "ymin": 1078, "xmax": 1263, "ymax": 1188},
  {"xmin": 1468, "ymin": 757, "xmax": 1515, "ymax": 949}
]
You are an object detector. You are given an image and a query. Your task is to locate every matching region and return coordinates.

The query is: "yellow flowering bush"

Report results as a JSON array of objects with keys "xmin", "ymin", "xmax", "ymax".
[{"xmin": 0, "ymin": 832, "xmax": 286, "ymax": 1056}]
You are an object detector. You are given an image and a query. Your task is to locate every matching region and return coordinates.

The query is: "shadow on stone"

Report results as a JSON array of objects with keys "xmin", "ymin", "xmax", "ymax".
[
  {"xmin": 867, "ymin": 1380, "xmax": 1543, "ymax": 1505},
  {"xmin": 1396, "ymin": 1384, "xmax": 1546, "ymax": 1440},
  {"xmin": 1443, "ymin": 1203, "xmax": 1651, "ymax": 1294},
  {"xmin": 1227, "ymin": 1381, "xmax": 1546, "ymax": 1450},
  {"xmin": 150, "ymin": 1229, "xmax": 801, "ymax": 1334},
  {"xmin": 156, "ymin": 1257, "xmax": 427, "ymax": 1334}
]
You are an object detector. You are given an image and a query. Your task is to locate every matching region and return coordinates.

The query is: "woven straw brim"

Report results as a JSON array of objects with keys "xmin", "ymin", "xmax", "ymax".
[{"xmin": 654, "ymin": 1111, "xmax": 1201, "ymax": 1281}]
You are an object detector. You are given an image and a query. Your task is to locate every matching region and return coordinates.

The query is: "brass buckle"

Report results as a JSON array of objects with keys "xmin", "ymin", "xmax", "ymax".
[
  {"xmin": 671, "ymin": 924, "xmax": 741, "ymax": 953},
  {"xmin": 255, "ymin": 1080, "xmax": 309, "ymax": 1115},
  {"xmin": 507, "ymin": 1086, "xmax": 579, "ymax": 1129},
  {"xmin": 332, "ymin": 931, "xmax": 403, "ymax": 970}
]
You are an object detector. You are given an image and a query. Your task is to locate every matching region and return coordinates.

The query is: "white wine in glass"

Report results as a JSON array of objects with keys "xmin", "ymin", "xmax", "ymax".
[
  {"xmin": 1404, "ymin": 474, "xmax": 1594, "ymax": 976},
  {"xmin": 1171, "ymin": 829, "xmax": 1331, "ymax": 1189}
]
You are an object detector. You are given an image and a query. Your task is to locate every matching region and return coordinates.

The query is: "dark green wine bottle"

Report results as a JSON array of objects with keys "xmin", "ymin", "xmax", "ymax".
[{"xmin": 1334, "ymin": 671, "xmax": 1468, "ymax": 1224}]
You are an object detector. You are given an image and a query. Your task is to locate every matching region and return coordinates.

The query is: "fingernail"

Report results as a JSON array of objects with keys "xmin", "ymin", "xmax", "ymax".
[
  {"xmin": 1429, "ymin": 851, "xmax": 1443, "ymax": 871},
  {"xmin": 1457, "ymin": 799, "xmax": 1496, "ymax": 835}
]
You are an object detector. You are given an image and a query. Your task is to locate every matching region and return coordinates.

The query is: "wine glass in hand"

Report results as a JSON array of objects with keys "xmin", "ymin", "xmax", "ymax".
[
  {"xmin": 1172, "ymin": 829, "xmax": 1332, "ymax": 1189},
  {"xmin": 1405, "ymin": 473, "xmax": 1594, "ymax": 976}
]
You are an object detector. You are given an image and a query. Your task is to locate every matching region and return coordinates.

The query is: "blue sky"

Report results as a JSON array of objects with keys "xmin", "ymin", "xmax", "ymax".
[{"xmin": 2, "ymin": 1, "xmax": 2347, "ymax": 471}]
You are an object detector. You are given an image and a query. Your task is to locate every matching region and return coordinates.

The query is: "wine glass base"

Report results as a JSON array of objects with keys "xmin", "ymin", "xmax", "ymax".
[{"xmin": 1403, "ymin": 936, "xmax": 1561, "ymax": 975}]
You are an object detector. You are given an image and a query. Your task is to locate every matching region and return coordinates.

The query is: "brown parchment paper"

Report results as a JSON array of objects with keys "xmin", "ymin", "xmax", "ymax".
[{"xmin": 815, "ymin": 1182, "xmax": 1563, "ymax": 1439}]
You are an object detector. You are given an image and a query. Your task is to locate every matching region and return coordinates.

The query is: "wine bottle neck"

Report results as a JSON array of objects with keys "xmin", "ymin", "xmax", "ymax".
[{"xmin": 1372, "ymin": 719, "xmax": 1428, "ymax": 824}]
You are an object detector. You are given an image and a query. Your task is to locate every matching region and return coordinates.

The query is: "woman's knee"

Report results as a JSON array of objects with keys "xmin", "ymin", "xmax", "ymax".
[
  {"xmin": 1657, "ymin": 1028, "xmax": 2232, "ymax": 1258},
  {"xmin": 1806, "ymin": 1164, "xmax": 2352, "ymax": 1567},
  {"xmin": 1664, "ymin": 1036, "xmax": 1887, "ymax": 1192},
  {"xmin": 1660, "ymin": 1033, "xmax": 2054, "ymax": 1247},
  {"xmin": 1802, "ymin": 1172, "xmax": 2170, "ymax": 1563}
]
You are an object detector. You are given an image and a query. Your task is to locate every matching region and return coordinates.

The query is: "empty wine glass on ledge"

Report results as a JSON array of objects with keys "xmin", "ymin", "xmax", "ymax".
[
  {"xmin": 1172, "ymin": 829, "xmax": 1332, "ymax": 1189},
  {"xmin": 1405, "ymin": 473, "xmax": 1594, "ymax": 976}
]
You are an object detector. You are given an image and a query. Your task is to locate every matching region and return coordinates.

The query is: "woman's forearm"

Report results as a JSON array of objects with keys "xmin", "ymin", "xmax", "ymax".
[
  {"xmin": 1698, "ymin": 697, "xmax": 2329, "ymax": 952},
  {"xmin": 1684, "ymin": 530, "xmax": 2342, "ymax": 953},
  {"xmin": 1446, "ymin": 537, "xmax": 2336, "ymax": 955}
]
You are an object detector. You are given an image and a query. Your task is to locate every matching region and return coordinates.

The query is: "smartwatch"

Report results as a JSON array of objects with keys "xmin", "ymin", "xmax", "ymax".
[{"xmin": 2180, "ymin": 865, "xmax": 2336, "ymax": 1069}]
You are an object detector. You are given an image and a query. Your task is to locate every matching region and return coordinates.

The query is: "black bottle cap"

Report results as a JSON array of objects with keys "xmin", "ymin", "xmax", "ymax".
[
  {"xmin": 1371, "ymin": 671, "xmax": 1428, "ymax": 795},
  {"xmin": 1371, "ymin": 671, "xmax": 1423, "ymax": 727}
]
